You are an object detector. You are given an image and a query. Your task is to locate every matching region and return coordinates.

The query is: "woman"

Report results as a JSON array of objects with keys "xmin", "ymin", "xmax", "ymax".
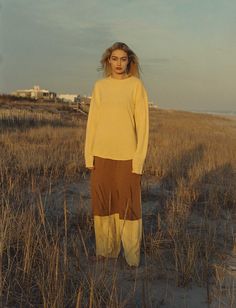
[{"xmin": 84, "ymin": 42, "xmax": 149, "ymax": 267}]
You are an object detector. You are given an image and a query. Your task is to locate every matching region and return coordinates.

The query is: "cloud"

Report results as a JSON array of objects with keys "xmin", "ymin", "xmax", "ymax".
[{"xmin": 2, "ymin": 1, "xmax": 116, "ymax": 57}]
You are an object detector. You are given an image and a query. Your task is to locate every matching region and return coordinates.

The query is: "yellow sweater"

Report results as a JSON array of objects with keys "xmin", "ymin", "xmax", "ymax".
[{"xmin": 84, "ymin": 75, "xmax": 149, "ymax": 174}]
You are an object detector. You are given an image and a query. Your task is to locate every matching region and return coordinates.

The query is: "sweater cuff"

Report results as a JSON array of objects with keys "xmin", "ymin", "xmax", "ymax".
[
  {"xmin": 85, "ymin": 155, "xmax": 94, "ymax": 168},
  {"xmin": 132, "ymin": 159, "xmax": 144, "ymax": 174}
]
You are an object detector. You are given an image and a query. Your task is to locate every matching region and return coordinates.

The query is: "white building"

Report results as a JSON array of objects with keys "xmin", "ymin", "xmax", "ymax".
[
  {"xmin": 57, "ymin": 94, "xmax": 80, "ymax": 103},
  {"xmin": 148, "ymin": 101, "xmax": 158, "ymax": 108},
  {"xmin": 12, "ymin": 85, "xmax": 56, "ymax": 100}
]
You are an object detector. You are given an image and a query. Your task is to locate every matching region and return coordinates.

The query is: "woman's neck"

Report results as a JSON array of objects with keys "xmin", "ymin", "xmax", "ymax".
[{"xmin": 110, "ymin": 72, "xmax": 130, "ymax": 80}]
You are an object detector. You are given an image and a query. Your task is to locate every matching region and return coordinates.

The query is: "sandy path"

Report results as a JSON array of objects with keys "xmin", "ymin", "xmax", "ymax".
[{"xmin": 39, "ymin": 173, "xmax": 236, "ymax": 307}]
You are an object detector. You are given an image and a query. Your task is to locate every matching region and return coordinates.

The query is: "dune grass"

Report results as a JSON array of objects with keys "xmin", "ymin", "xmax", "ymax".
[{"xmin": 0, "ymin": 103, "xmax": 236, "ymax": 307}]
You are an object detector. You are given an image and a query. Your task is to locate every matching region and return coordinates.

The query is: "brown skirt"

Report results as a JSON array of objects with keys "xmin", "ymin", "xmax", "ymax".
[{"xmin": 90, "ymin": 156, "xmax": 142, "ymax": 220}]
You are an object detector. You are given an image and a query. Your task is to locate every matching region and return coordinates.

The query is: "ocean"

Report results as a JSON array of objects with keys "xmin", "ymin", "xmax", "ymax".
[{"xmin": 189, "ymin": 110, "xmax": 236, "ymax": 117}]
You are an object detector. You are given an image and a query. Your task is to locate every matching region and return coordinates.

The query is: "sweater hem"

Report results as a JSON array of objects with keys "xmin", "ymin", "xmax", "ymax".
[{"xmin": 92, "ymin": 152, "xmax": 135, "ymax": 161}]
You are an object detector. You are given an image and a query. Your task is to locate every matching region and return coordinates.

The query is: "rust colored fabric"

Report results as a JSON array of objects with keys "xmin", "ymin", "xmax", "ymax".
[{"xmin": 90, "ymin": 156, "xmax": 142, "ymax": 220}]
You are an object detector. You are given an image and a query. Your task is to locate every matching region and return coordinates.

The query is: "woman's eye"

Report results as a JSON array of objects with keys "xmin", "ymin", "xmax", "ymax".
[{"xmin": 112, "ymin": 58, "xmax": 127, "ymax": 61}]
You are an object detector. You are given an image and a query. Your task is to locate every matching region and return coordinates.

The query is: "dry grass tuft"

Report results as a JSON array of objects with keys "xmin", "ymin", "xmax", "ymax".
[{"xmin": 1, "ymin": 103, "xmax": 236, "ymax": 306}]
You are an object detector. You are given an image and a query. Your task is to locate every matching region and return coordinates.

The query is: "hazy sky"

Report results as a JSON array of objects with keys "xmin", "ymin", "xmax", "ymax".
[{"xmin": 1, "ymin": 0, "xmax": 236, "ymax": 111}]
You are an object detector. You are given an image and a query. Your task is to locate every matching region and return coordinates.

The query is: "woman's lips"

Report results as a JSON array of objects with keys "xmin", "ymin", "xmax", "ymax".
[{"xmin": 116, "ymin": 67, "xmax": 122, "ymax": 70}]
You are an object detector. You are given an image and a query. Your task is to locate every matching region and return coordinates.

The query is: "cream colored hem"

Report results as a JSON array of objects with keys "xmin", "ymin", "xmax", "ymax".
[{"xmin": 94, "ymin": 214, "xmax": 142, "ymax": 266}]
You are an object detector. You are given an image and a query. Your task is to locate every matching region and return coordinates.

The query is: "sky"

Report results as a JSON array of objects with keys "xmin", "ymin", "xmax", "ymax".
[{"xmin": 0, "ymin": 0, "xmax": 236, "ymax": 112}]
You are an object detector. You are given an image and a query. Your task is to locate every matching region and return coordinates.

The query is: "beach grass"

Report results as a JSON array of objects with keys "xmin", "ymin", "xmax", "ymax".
[{"xmin": 0, "ymin": 99, "xmax": 236, "ymax": 307}]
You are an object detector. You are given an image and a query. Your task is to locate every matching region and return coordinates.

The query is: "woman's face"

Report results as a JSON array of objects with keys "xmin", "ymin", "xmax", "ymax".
[{"xmin": 108, "ymin": 49, "xmax": 129, "ymax": 76}]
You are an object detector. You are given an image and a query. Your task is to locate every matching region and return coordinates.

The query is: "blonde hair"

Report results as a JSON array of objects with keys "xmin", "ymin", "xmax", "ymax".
[{"xmin": 97, "ymin": 42, "xmax": 142, "ymax": 78}]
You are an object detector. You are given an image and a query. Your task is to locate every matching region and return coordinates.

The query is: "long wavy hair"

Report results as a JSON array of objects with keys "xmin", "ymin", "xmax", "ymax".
[{"xmin": 97, "ymin": 42, "xmax": 142, "ymax": 78}]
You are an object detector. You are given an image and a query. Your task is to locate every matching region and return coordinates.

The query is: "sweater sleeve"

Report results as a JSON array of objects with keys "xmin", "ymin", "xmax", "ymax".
[
  {"xmin": 84, "ymin": 82, "xmax": 99, "ymax": 168},
  {"xmin": 132, "ymin": 80, "xmax": 149, "ymax": 174}
]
